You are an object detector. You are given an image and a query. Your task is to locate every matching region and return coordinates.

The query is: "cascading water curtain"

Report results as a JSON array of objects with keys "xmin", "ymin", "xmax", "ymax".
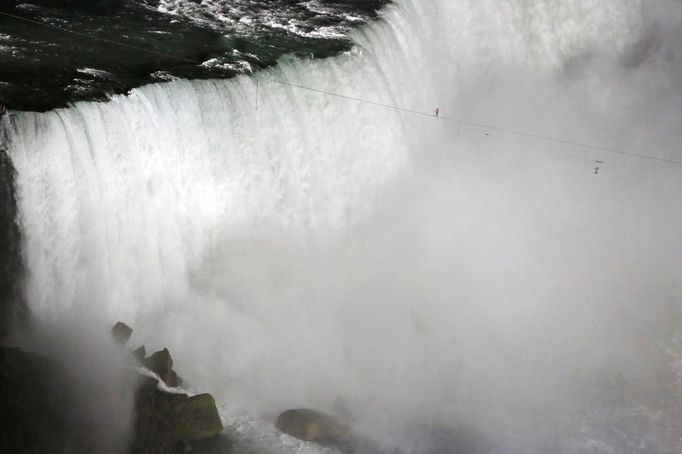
[{"xmin": 7, "ymin": 0, "xmax": 682, "ymax": 452}]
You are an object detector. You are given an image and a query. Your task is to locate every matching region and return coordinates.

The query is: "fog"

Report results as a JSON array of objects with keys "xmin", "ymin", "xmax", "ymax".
[
  {"xmin": 14, "ymin": 314, "xmax": 136, "ymax": 453},
  {"xmin": 6, "ymin": 0, "xmax": 682, "ymax": 452}
]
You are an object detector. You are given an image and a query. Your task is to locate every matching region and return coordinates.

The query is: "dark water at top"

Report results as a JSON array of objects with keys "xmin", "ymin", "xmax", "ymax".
[{"xmin": 0, "ymin": 0, "xmax": 388, "ymax": 111}]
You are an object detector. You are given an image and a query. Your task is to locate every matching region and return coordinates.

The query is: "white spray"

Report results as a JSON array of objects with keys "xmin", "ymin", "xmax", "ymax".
[{"xmin": 6, "ymin": 0, "xmax": 682, "ymax": 452}]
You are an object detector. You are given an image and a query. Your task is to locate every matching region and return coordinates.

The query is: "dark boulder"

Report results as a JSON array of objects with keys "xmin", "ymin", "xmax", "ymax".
[
  {"xmin": 276, "ymin": 408, "xmax": 350, "ymax": 444},
  {"xmin": 112, "ymin": 321, "xmax": 133, "ymax": 344},
  {"xmin": 131, "ymin": 375, "xmax": 188, "ymax": 453},
  {"xmin": 143, "ymin": 347, "xmax": 182, "ymax": 387},
  {"xmin": 131, "ymin": 376, "xmax": 223, "ymax": 453},
  {"xmin": 172, "ymin": 394, "xmax": 224, "ymax": 441}
]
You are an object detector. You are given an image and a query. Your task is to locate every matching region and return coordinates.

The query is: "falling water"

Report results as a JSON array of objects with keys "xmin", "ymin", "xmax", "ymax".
[{"xmin": 5, "ymin": 0, "xmax": 682, "ymax": 452}]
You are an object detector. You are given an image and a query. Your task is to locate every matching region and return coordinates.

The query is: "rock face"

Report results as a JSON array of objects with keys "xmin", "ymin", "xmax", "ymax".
[
  {"xmin": 112, "ymin": 321, "xmax": 134, "ymax": 344},
  {"xmin": 132, "ymin": 376, "xmax": 186, "ymax": 453},
  {"xmin": 173, "ymin": 394, "xmax": 224, "ymax": 441},
  {"xmin": 110, "ymin": 325, "xmax": 223, "ymax": 452},
  {"xmin": 0, "ymin": 149, "xmax": 25, "ymax": 340},
  {"xmin": 0, "ymin": 346, "xmax": 91, "ymax": 452},
  {"xmin": 0, "ymin": 321, "xmax": 224, "ymax": 453},
  {"xmin": 143, "ymin": 347, "xmax": 182, "ymax": 387},
  {"xmin": 131, "ymin": 376, "xmax": 223, "ymax": 453},
  {"xmin": 276, "ymin": 408, "xmax": 350, "ymax": 444}
]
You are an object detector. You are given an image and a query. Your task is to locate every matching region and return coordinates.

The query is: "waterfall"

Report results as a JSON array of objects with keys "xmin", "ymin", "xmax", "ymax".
[{"xmin": 6, "ymin": 0, "xmax": 682, "ymax": 452}]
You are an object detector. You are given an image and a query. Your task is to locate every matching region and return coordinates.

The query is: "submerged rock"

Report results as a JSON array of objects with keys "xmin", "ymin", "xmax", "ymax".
[
  {"xmin": 112, "ymin": 321, "xmax": 134, "ymax": 344},
  {"xmin": 276, "ymin": 408, "xmax": 350, "ymax": 444}
]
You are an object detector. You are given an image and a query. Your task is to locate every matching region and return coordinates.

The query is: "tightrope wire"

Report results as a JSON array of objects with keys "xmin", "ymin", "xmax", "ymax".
[{"xmin": 2, "ymin": 9, "xmax": 681, "ymax": 168}]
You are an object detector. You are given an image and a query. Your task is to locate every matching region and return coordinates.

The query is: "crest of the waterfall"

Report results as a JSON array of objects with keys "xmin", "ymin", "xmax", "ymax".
[{"xmin": 6, "ymin": 0, "xmax": 682, "ymax": 452}]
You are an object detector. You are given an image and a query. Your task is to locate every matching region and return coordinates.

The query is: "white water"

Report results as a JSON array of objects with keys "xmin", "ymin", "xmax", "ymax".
[{"xmin": 6, "ymin": 0, "xmax": 682, "ymax": 452}]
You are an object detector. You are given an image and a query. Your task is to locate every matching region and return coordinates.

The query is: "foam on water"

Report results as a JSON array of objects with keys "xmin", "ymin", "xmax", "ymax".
[
  {"xmin": 5, "ymin": 0, "xmax": 682, "ymax": 452},
  {"xmin": 153, "ymin": 0, "xmax": 380, "ymax": 38}
]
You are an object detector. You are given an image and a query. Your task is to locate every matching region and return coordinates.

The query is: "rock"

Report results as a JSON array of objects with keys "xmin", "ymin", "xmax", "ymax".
[
  {"xmin": 0, "ymin": 346, "xmax": 93, "ymax": 452},
  {"xmin": 132, "ymin": 345, "xmax": 146, "ymax": 362},
  {"xmin": 0, "ymin": 338, "xmax": 221, "ymax": 454},
  {"xmin": 131, "ymin": 375, "xmax": 223, "ymax": 453},
  {"xmin": 166, "ymin": 369, "xmax": 182, "ymax": 387},
  {"xmin": 143, "ymin": 348, "xmax": 182, "ymax": 387},
  {"xmin": 0, "ymin": 149, "xmax": 26, "ymax": 341},
  {"xmin": 111, "ymin": 321, "xmax": 133, "ymax": 344},
  {"xmin": 276, "ymin": 409, "xmax": 350, "ymax": 444},
  {"xmin": 172, "ymin": 394, "xmax": 224, "ymax": 441},
  {"xmin": 190, "ymin": 435, "xmax": 233, "ymax": 454},
  {"xmin": 131, "ymin": 375, "xmax": 187, "ymax": 453}
]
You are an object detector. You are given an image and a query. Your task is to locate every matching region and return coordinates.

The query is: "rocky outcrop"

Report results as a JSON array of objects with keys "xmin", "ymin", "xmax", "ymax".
[
  {"xmin": 131, "ymin": 376, "xmax": 223, "ymax": 453},
  {"xmin": 132, "ymin": 375, "xmax": 187, "ymax": 453},
  {"xmin": 276, "ymin": 408, "xmax": 350, "ymax": 444},
  {"xmin": 0, "ymin": 149, "xmax": 26, "ymax": 341},
  {"xmin": 143, "ymin": 347, "xmax": 182, "ymax": 387},
  {"xmin": 0, "ymin": 317, "xmax": 226, "ymax": 453},
  {"xmin": 117, "ymin": 323, "xmax": 222, "ymax": 452},
  {"xmin": 0, "ymin": 346, "xmax": 92, "ymax": 452},
  {"xmin": 173, "ymin": 393, "xmax": 224, "ymax": 441}
]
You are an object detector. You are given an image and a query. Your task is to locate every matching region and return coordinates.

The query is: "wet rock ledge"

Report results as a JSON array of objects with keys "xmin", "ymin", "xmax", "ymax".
[
  {"xmin": 0, "ymin": 322, "xmax": 226, "ymax": 454},
  {"xmin": 0, "ymin": 147, "xmax": 26, "ymax": 341},
  {"xmin": 121, "ymin": 321, "xmax": 226, "ymax": 453}
]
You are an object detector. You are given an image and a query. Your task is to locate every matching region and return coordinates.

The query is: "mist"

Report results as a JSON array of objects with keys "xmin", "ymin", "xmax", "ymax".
[
  {"xmin": 11, "ymin": 313, "xmax": 137, "ymax": 453},
  {"xmin": 6, "ymin": 0, "xmax": 682, "ymax": 452}
]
